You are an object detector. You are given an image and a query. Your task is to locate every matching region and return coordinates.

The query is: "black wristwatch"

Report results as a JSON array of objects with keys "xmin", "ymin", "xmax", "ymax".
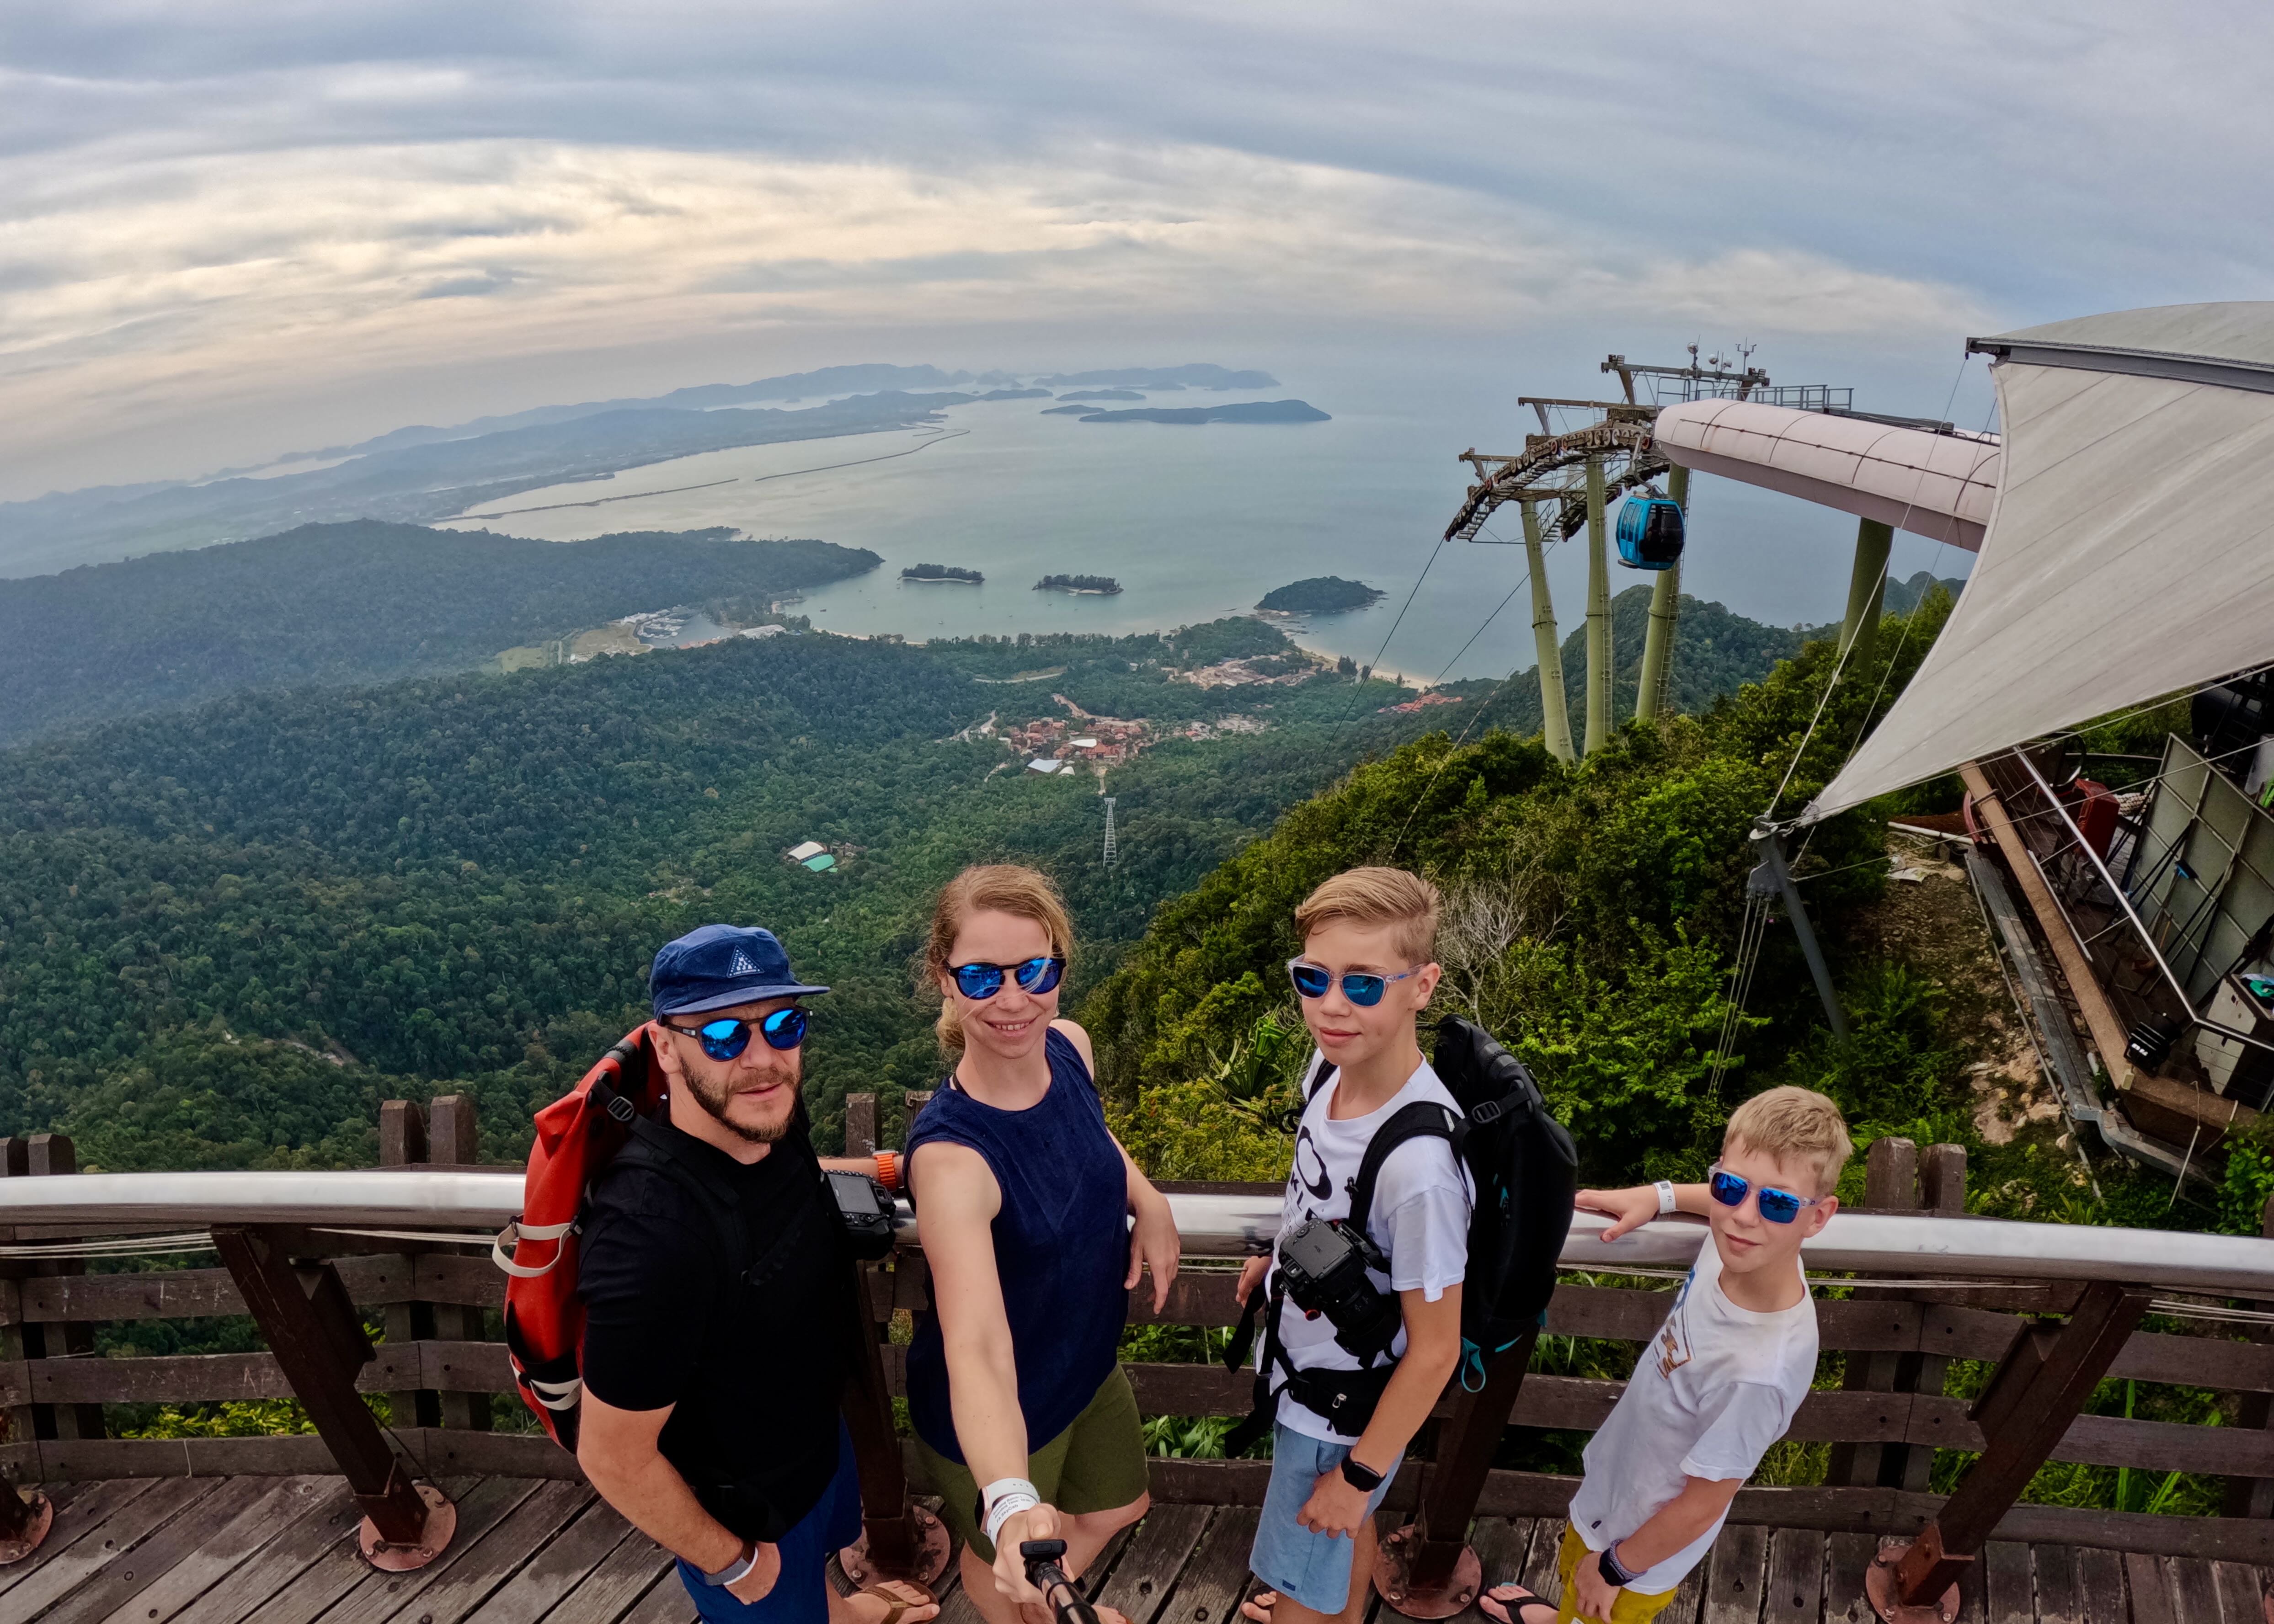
[
  {"xmin": 1595, "ymin": 1541, "xmax": 1638, "ymax": 1588},
  {"xmin": 1340, "ymin": 1455, "xmax": 1386, "ymax": 1492}
]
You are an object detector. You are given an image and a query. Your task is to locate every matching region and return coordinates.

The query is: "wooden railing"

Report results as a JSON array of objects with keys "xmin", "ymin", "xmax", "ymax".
[{"xmin": 4, "ymin": 1097, "xmax": 2274, "ymax": 1609}]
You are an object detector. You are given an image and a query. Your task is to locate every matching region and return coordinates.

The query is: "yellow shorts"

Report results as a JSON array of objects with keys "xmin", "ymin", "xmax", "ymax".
[{"xmin": 1553, "ymin": 1523, "xmax": 1680, "ymax": 1624}]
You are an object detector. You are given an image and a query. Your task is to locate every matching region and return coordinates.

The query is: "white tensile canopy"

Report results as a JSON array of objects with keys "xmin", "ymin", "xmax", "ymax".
[{"xmin": 1801, "ymin": 301, "xmax": 2274, "ymax": 824}]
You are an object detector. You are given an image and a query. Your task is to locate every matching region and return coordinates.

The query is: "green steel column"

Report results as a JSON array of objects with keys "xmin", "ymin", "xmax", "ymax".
[
  {"xmin": 1840, "ymin": 517, "xmax": 1895, "ymax": 669},
  {"xmin": 1583, "ymin": 455, "xmax": 1612, "ymax": 755},
  {"xmin": 1521, "ymin": 499, "xmax": 1575, "ymax": 763},
  {"xmin": 1635, "ymin": 464, "xmax": 1687, "ymax": 723}
]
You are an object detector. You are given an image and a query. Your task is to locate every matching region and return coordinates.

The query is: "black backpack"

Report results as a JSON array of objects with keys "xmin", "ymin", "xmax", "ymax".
[{"xmin": 1222, "ymin": 1016, "xmax": 1576, "ymax": 1446}]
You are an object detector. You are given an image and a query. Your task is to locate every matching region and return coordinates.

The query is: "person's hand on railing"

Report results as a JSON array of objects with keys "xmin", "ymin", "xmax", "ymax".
[
  {"xmin": 1575, "ymin": 1184, "xmax": 1687, "ymax": 1243},
  {"xmin": 1233, "ymin": 1254, "xmax": 1268, "ymax": 1306}
]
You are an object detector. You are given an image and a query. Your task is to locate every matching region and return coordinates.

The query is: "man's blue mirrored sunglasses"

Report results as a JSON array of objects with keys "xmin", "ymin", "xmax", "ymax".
[
  {"xmin": 665, "ymin": 1006, "xmax": 808, "ymax": 1061},
  {"xmin": 1708, "ymin": 1166, "xmax": 1824, "ymax": 1225},
  {"xmin": 1287, "ymin": 958, "xmax": 1419, "ymax": 1008},
  {"xmin": 950, "ymin": 955, "xmax": 1066, "ymax": 1001}
]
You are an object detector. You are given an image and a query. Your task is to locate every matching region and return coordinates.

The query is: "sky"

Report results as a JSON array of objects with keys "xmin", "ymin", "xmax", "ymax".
[{"xmin": 5, "ymin": 1, "xmax": 2272, "ymax": 500}]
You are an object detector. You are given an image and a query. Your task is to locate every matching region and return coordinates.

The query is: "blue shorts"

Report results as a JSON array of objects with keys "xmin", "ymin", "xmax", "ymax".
[
  {"xmin": 679, "ymin": 1422, "xmax": 864, "ymax": 1624},
  {"xmin": 1248, "ymin": 1424, "xmax": 1399, "ymax": 1613}
]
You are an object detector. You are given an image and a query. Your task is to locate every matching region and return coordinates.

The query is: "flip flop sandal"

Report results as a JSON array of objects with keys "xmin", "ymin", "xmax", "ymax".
[
  {"xmin": 1477, "ymin": 1582, "xmax": 1558, "ymax": 1624},
  {"xmin": 854, "ymin": 1578, "xmax": 939, "ymax": 1624}
]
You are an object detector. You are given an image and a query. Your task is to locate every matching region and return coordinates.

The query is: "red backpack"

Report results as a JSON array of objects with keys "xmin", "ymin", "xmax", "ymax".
[{"xmin": 494, "ymin": 1023, "xmax": 669, "ymax": 1449}]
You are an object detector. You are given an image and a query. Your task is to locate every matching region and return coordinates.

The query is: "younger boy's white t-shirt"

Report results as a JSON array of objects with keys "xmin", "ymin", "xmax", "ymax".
[
  {"xmin": 1266, "ymin": 1051, "xmax": 1472, "ymax": 1444},
  {"xmin": 1566, "ymin": 1235, "xmax": 1817, "ymax": 1594}
]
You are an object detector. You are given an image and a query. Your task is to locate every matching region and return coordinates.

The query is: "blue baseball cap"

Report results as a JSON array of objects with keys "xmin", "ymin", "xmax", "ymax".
[{"xmin": 649, "ymin": 924, "xmax": 829, "ymax": 1017}]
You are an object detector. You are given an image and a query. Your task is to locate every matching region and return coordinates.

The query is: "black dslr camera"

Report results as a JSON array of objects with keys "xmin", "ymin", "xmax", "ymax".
[
  {"xmin": 1277, "ymin": 1218, "xmax": 1400, "ymax": 1361},
  {"xmin": 825, "ymin": 1170, "xmax": 897, "ymax": 1261}
]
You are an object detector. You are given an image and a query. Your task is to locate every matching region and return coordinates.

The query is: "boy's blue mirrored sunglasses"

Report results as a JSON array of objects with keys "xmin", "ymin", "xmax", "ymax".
[
  {"xmin": 1708, "ymin": 1166, "xmax": 1823, "ymax": 1225},
  {"xmin": 665, "ymin": 1006, "xmax": 808, "ymax": 1061},
  {"xmin": 1287, "ymin": 958, "xmax": 1418, "ymax": 1008},
  {"xmin": 950, "ymin": 955, "xmax": 1066, "ymax": 1000}
]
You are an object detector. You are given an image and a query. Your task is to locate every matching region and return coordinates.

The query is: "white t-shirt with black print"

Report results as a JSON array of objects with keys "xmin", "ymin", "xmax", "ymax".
[
  {"xmin": 1266, "ymin": 1052, "xmax": 1473, "ymax": 1444},
  {"xmin": 1565, "ymin": 1235, "xmax": 1817, "ymax": 1594}
]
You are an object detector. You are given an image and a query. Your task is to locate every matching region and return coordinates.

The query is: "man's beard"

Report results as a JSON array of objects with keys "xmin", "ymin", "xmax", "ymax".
[{"xmin": 685, "ymin": 1068, "xmax": 797, "ymax": 1144}]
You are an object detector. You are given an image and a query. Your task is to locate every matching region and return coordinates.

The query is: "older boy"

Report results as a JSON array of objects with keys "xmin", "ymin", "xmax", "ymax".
[
  {"xmin": 1235, "ymin": 868, "xmax": 1472, "ymax": 1624},
  {"xmin": 1484, "ymin": 1086, "xmax": 1848, "ymax": 1624}
]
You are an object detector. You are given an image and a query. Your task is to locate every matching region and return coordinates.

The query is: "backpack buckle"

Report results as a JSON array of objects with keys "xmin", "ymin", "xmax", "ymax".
[
  {"xmin": 1469, "ymin": 1098, "xmax": 1503, "ymax": 1126},
  {"xmin": 604, "ymin": 1093, "xmax": 634, "ymax": 1123}
]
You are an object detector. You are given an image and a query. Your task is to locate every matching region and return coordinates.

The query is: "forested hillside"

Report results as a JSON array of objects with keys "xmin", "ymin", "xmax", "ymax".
[
  {"xmin": 0, "ymin": 521, "xmax": 876, "ymax": 745},
  {"xmin": 0, "ymin": 620, "xmax": 1445, "ymax": 1169}
]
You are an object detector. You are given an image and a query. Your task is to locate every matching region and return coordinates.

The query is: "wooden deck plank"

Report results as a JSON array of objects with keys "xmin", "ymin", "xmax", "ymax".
[
  {"xmin": 2209, "ymin": 1561, "xmax": 2262, "ymax": 1624},
  {"xmin": 1460, "ymin": 1517, "xmax": 1530, "ymax": 1621},
  {"xmin": 364, "ymin": 1479, "xmax": 595, "ymax": 1624},
  {"xmin": 244, "ymin": 1477, "xmax": 548, "ymax": 1624},
  {"xmin": 2033, "ymin": 1546, "xmax": 2083, "ymax": 1624},
  {"xmin": 164, "ymin": 1480, "xmax": 368, "ymax": 1624},
  {"xmin": 0, "ymin": 1477, "xmax": 226, "ymax": 1622},
  {"xmin": 1760, "ymin": 1528, "xmax": 1821, "ymax": 1624},
  {"xmin": 0, "ymin": 1478, "xmax": 162, "ymax": 1602},
  {"xmin": 2127, "ymin": 1551, "xmax": 2176, "ymax": 1624},
  {"xmin": 534, "ymin": 1529, "xmax": 673, "ymax": 1624},
  {"xmin": 2073, "ymin": 1546, "xmax": 2127, "ymax": 1624},
  {"xmin": 1516, "ymin": 1518, "xmax": 1562, "ymax": 1608},
  {"xmin": 1094, "ymin": 1505, "xmax": 1213, "ymax": 1624},
  {"xmin": 615, "ymin": 1569, "xmax": 699, "ymax": 1624},
  {"xmin": 1982, "ymin": 1543, "xmax": 2032, "ymax": 1624},
  {"xmin": 1956, "ymin": 1553, "xmax": 1988, "ymax": 1624},
  {"xmin": 43, "ymin": 1475, "xmax": 283, "ymax": 1624},
  {"xmin": 1699, "ymin": 1523, "xmax": 1769, "ymax": 1624},
  {"xmin": 1821, "ymin": 1533, "xmax": 1876, "ymax": 1624},
  {"xmin": 2165, "ymin": 1557, "xmax": 2224, "ymax": 1624},
  {"xmin": 88, "ymin": 1475, "xmax": 339, "ymax": 1624},
  {"xmin": 1155, "ymin": 1506, "xmax": 1260, "ymax": 1624},
  {"xmin": 464, "ymin": 1496, "xmax": 636, "ymax": 1624}
]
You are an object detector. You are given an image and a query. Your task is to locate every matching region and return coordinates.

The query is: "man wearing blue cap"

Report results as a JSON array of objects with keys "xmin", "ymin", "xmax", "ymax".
[{"xmin": 577, "ymin": 925, "xmax": 938, "ymax": 1624}]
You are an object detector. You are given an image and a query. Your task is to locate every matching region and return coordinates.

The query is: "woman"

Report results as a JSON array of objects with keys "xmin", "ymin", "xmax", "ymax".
[{"xmin": 904, "ymin": 865, "xmax": 1179, "ymax": 1624}]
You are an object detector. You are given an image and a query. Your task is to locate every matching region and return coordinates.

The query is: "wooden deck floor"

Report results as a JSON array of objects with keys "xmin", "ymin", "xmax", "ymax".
[{"xmin": 4, "ymin": 1478, "xmax": 2268, "ymax": 1624}]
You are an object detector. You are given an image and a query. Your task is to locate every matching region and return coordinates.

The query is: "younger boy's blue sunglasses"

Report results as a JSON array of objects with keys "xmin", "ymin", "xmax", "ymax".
[
  {"xmin": 1708, "ymin": 1165, "xmax": 1825, "ymax": 1225},
  {"xmin": 664, "ymin": 1006, "xmax": 808, "ymax": 1061},
  {"xmin": 1287, "ymin": 958, "xmax": 1420, "ymax": 1008},
  {"xmin": 949, "ymin": 955, "xmax": 1066, "ymax": 1000}
]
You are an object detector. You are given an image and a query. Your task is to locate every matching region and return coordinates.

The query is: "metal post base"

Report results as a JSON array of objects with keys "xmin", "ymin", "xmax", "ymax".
[
  {"xmin": 1374, "ymin": 1524, "xmax": 1481, "ymax": 1619},
  {"xmin": 840, "ymin": 1504, "xmax": 953, "ymax": 1589},
  {"xmin": 1865, "ymin": 1538, "xmax": 1961, "ymax": 1624},
  {"xmin": 0, "ymin": 1491, "xmax": 53, "ymax": 1565},
  {"xmin": 360, "ymin": 1483, "xmax": 457, "ymax": 1572}
]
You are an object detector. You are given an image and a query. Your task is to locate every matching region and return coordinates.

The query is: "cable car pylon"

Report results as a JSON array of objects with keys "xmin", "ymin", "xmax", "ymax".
[{"xmin": 1101, "ymin": 797, "xmax": 1118, "ymax": 869}]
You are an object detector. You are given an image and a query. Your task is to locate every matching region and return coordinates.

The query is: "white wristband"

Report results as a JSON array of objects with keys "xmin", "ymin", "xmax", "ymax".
[
  {"xmin": 983, "ymin": 1491, "xmax": 1040, "ymax": 1545},
  {"xmin": 1654, "ymin": 1180, "xmax": 1677, "ymax": 1217}
]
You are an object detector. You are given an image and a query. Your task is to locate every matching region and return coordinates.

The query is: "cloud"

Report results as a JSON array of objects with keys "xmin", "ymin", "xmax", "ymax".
[{"xmin": 0, "ymin": 0, "xmax": 2267, "ymax": 494}]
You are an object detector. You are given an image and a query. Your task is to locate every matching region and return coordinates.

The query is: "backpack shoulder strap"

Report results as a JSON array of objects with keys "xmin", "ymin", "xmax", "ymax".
[
  {"xmin": 1346, "ymin": 1100, "xmax": 1462, "ymax": 1238},
  {"xmin": 1305, "ymin": 1052, "xmax": 1338, "ymax": 1105}
]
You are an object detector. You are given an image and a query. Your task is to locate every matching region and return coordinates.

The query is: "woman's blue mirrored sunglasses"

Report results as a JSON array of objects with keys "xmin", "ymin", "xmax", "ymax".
[
  {"xmin": 665, "ymin": 1006, "xmax": 808, "ymax": 1061},
  {"xmin": 1287, "ymin": 958, "xmax": 1418, "ymax": 1008},
  {"xmin": 950, "ymin": 955, "xmax": 1066, "ymax": 1001},
  {"xmin": 1708, "ymin": 1166, "xmax": 1823, "ymax": 1225}
]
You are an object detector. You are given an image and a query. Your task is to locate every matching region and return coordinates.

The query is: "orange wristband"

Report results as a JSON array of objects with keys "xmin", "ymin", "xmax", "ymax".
[{"xmin": 873, "ymin": 1151, "xmax": 900, "ymax": 1193}]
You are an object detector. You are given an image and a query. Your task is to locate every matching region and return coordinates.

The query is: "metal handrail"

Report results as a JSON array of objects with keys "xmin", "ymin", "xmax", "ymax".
[{"xmin": 5, "ymin": 1175, "xmax": 2274, "ymax": 1298}]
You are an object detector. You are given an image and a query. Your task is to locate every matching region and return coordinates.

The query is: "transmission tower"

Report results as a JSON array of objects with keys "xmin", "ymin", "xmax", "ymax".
[{"xmin": 1101, "ymin": 797, "xmax": 1118, "ymax": 869}]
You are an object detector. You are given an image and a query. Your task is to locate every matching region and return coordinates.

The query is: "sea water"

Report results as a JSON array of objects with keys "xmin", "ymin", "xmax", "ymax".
[{"xmin": 440, "ymin": 387, "xmax": 1965, "ymax": 684}]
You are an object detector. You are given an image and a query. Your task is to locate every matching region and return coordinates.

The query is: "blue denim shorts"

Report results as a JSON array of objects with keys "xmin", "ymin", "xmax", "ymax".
[
  {"xmin": 1247, "ymin": 1424, "xmax": 1399, "ymax": 1613},
  {"xmin": 679, "ymin": 1422, "xmax": 864, "ymax": 1624}
]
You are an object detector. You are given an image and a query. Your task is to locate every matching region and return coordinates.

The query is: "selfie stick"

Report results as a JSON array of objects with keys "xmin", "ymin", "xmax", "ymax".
[{"xmin": 1020, "ymin": 1539, "xmax": 1102, "ymax": 1624}]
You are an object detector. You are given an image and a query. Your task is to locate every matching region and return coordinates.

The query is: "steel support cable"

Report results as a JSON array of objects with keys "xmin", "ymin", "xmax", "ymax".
[{"xmin": 1384, "ymin": 570, "xmax": 1542, "ymax": 857}]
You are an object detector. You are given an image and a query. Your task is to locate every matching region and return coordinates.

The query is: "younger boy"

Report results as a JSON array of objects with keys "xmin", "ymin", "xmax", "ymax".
[
  {"xmin": 1237, "ymin": 868, "xmax": 1473, "ymax": 1624},
  {"xmin": 1485, "ymin": 1086, "xmax": 1848, "ymax": 1624}
]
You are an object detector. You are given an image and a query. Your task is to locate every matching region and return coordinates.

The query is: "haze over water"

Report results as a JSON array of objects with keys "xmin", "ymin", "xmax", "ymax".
[{"xmin": 443, "ymin": 374, "xmax": 1967, "ymax": 685}]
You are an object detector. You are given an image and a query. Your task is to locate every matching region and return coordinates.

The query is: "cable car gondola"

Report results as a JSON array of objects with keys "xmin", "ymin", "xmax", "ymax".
[{"xmin": 1615, "ymin": 491, "xmax": 1685, "ymax": 570}]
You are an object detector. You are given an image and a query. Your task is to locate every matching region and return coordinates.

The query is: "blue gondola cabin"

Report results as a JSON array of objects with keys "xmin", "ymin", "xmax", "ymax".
[{"xmin": 1616, "ymin": 492, "xmax": 1685, "ymax": 570}]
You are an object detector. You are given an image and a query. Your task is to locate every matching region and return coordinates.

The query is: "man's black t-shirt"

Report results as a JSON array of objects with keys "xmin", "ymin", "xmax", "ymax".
[{"xmin": 578, "ymin": 1118, "xmax": 852, "ymax": 1541}]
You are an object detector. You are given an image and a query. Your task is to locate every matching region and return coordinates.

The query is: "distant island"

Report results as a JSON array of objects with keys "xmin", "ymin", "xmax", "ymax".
[
  {"xmin": 1036, "ymin": 574, "xmax": 1123, "ymax": 595},
  {"xmin": 1257, "ymin": 576, "xmax": 1385, "ymax": 613},
  {"xmin": 1073, "ymin": 400, "xmax": 1330, "ymax": 426},
  {"xmin": 903, "ymin": 563, "xmax": 984, "ymax": 584},
  {"xmin": 1036, "ymin": 365, "xmax": 1278, "ymax": 390},
  {"xmin": 1040, "ymin": 405, "xmax": 1094, "ymax": 415},
  {"xmin": 1057, "ymin": 389, "xmax": 1144, "ymax": 402}
]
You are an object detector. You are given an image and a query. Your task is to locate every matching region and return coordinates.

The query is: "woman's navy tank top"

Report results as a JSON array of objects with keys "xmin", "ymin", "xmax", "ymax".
[{"xmin": 904, "ymin": 1027, "xmax": 1129, "ymax": 1462}]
